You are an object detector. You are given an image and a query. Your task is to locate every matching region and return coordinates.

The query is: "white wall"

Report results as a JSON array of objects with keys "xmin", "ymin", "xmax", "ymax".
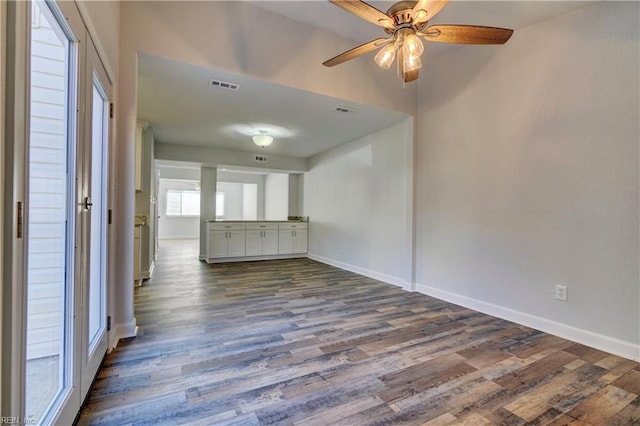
[
  {"xmin": 217, "ymin": 170, "xmax": 265, "ymax": 220},
  {"xmin": 158, "ymin": 178, "xmax": 200, "ymax": 239},
  {"xmin": 265, "ymin": 173, "xmax": 289, "ymax": 220},
  {"xmin": 415, "ymin": 2, "xmax": 639, "ymax": 359},
  {"xmin": 155, "ymin": 142, "xmax": 308, "ymax": 173},
  {"xmin": 305, "ymin": 120, "xmax": 413, "ymax": 289},
  {"xmin": 242, "ymin": 184, "xmax": 258, "ymax": 221},
  {"xmin": 76, "ymin": 1, "xmax": 119, "ymax": 82},
  {"xmin": 216, "ymin": 182, "xmax": 243, "ymax": 220}
]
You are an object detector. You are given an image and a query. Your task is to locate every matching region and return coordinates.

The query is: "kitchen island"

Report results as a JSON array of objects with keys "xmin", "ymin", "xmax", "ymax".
[{"xmin": 203, "ymin": 220, "xmax": 308, "ymax": 263}]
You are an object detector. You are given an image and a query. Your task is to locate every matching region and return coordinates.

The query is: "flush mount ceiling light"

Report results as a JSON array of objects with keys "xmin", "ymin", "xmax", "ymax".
[
  {"xmin": 323, "ymin": 0, "xmax": 513, "ymax": 83},
  {"xmin": 252, "ymin": 130, "xmax": 274, "ymax": 147}
]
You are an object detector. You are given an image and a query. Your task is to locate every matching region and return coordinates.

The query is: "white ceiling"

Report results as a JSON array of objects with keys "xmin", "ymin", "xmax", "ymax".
[
  {"xmin": 138, "ymin": 53, "xmax": 409, "ymax": 158},
  {"xmin": 138, "ymin": 1, "xmax": 594, "ymax": 160}
]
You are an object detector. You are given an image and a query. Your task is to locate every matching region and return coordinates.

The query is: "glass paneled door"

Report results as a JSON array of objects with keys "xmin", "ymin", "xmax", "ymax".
[
  {"xmin": 20, "ymin": 1, "xmax": 111, "ymax": 422},
  {"xmin": 25, "ymin": 1, "xmax": 79, "ymax": 423},
  {"xmin": 80, "ymin": 39, "xmax": 111, "ymax": 397}
]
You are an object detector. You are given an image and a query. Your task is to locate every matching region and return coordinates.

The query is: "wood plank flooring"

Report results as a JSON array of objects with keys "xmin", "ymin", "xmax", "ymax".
[{"xmin": 77, "ymin": 240, "xmax": 640, "ymax": 425}]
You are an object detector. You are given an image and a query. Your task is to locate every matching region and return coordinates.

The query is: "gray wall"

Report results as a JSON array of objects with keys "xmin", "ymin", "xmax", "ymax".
[
  {"xmin": 304, "ymin": 120, "xmax": 413, "ymax": 289},
  {"xmin": 414, "ymin": 2, "xmax": 639, "ymax": 358}
]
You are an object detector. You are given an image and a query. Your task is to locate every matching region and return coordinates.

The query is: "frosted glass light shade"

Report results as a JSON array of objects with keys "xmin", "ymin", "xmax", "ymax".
[
  {"xmin": 403, "ymin": 54, "xmax": 422, "ymax": 73},
  {"xmin": 374, "ymin": 44, "xmax": 396, "ymax": 70},
  {"xmin": 403, "ymin": 34, "xmax": 424, "ymax": 57},
  {"xmin": 252, "ymin": 133, "xmax": 273, "ymax": 147}
]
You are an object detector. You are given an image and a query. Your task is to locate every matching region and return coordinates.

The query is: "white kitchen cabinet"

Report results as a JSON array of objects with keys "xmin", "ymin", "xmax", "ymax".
[
  {"xmin": 278, "ymin": 222, "xmax": 308, "ymax": 255},
  {"xmin": 207, "ymin": 222, "xmax": 246, "ymax": 259},
  {"xmin": 205, "ymin": 221, "xmax": 307, "ymax": 263},
  {"xmin": 246, "ymin": 223, "xmax": 279, "ymax": 256}
]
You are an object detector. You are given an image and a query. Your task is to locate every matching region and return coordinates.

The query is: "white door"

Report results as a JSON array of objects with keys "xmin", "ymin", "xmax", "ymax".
[
  {"xmin": 7, "ymin": 1, "xmax": 112, "ymax": 422},
  {"xmin": 80, "ymin": 38, "xmax": 111, "ymax": 398},
  {"xmin": 20, "ymin": 1, "xmax": 85, "ymax": 423}
]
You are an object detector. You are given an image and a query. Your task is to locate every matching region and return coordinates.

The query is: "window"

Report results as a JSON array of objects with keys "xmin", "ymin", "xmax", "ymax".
[
  {"xmin": 216, "ymin": 192, "xmax": 225, "ymax": 218},
  {"xmin": 166, "ymin": 190, "xmax": 200, "ymax": 216}
]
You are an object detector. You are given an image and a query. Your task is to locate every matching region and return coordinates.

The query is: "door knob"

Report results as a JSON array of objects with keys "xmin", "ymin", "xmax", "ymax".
[{"xmin": 84, "ymin": 196, "xmax": 93, "ymax": 210}]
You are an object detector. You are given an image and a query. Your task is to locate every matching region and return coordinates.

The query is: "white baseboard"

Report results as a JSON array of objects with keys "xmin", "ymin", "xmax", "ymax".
[
  {"xmin": 158, "ymin": 235, "xmax": 199, "ymax": 240},
  {"xmin": 415, "ymin": 283, "xmax": 639, "ymax": 362},
  {"xmin": 308, "ymin": 253, "xmax": 412, "ymax": 291},
  {"xmin": 110, "ymin": 318, "xmax": 138, "ymax": 350}
]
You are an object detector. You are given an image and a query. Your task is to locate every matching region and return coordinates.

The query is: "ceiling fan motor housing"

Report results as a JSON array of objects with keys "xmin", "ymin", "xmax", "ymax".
[{"xmin": 385, "ymin": 1, "xmax": 423, "ymax": 35}]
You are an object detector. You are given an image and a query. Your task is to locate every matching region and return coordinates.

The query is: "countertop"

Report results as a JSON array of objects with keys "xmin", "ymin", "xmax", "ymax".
[{"xmin": 204, "ymin": 219, "xmax": 308, "ymax": 223}]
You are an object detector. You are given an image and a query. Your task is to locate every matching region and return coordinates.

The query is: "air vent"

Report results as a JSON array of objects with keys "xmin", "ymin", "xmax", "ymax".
[
  {"xmin": 335, "ymin": 106, "xmax": 355, "ymax": 113},
  {"xmin": 209, "ymin": 79, "xmax": 239, "ymax": 91},
  {"xmin": 254, "ymin": 155, "xmax": 268, "ymax": 163}
]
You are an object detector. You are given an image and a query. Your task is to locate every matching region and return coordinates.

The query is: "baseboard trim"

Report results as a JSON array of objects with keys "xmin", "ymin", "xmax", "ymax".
[
  {"xmin": 159, "ymin": 235, "xmax": 199, "ymax": 240},
  {"xmin": 308, "ymin": 253, "xmax": 412, "ymax": 291},
  {"xmin": 206, "ymin": 253, "xmax": 306, "ymax": 264},
  {"xmin": 415, "ymin": 283, "xmax": 639, "ymax": 362},
  {"xmin": 110, "ymin": 318, "xmax": 138, "ymax": 350}
]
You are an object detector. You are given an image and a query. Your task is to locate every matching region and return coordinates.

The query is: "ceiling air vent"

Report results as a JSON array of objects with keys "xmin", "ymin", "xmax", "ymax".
[
  {"xmin": 209, "ymin": 79, "xmax": 239, "ymax": 91},
  {"xmin": 254, "ymin": 155, "xmax": 268, "ymax": 163}
]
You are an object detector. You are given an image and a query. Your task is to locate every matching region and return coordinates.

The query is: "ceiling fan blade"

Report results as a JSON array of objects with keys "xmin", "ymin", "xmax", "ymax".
[
  {"xmin": 420, "ymin": 24, "xmax": 514, "ymax": 44},
  {"xmin": 329, "ymin": 0, "xmax": 394, "ymax": 29},
  {"xmin": 323, "ymin": 38, "xmax": 391, "ymax": 67},
  {"xmin": 411, "ymin": 0, "xmax": 449, "ymax": 24},
  {"xmin": 403, "ymin": 68, "xmax": 419, "ymax": 83}
]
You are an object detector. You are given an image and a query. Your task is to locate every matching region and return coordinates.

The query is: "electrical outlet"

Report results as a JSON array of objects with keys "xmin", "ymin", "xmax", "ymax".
[{"xmin": 555, "ymin": 285, "xmax": 568, "ymax": 301}]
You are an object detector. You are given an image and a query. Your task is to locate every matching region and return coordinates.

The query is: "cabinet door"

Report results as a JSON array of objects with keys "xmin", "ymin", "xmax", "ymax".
[
  {"xmin": 209, "ymin": 230, "xmax": 229, "ymax": 258},
  {"xmin": 278, "ymin": 230, "xmax": 293, "ymax": 254},
  {"xmin": 262, "ymin": 230, "xmax": 279, "ymax": 255},
  {"xmin": 245, "ymin": 230, "xmax": 263, "ymax": 256},
  {"xmin": 293, "ymin": 229, "xmax": 308, "ymax": 254},
  {"xmin": 228, "ymin": 230, "xmax": 246, "ymax": 257}
]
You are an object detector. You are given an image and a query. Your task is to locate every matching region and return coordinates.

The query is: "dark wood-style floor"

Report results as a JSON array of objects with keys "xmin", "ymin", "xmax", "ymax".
[{"xmin": 77, "ymin": 240, "xmax": 640, "ymax": 425}]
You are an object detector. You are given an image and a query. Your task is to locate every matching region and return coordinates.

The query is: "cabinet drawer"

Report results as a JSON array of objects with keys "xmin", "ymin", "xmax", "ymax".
[
  {"xmin": 210, "ymin": 222, "xmax": 246, "ymax": 231},
  {"xmin": 278, "ymin": 222, "xmax": 308, "ymax": 230},
  {"xmin": 246, "ymin": 222, "xmax": 278, "ymax": 231}
]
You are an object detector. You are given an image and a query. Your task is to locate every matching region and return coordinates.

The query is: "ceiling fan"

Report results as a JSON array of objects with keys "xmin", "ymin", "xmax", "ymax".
[{"xmin": 323, "ymin": 0, "xmax": 514, "ymax": 83}]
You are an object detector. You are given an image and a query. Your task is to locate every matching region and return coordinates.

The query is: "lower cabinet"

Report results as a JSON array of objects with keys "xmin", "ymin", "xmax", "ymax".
[
  {"xmin": 246, "ymin": 223, "xmax": 279, "ymax": 256},
  {"xmin": 278, "ymin": 223, "xmax": 308, "ymax": 255},
  {"xmin": 207, "ymin": 222, "xmax": 246, "ymax": 259},
  {"xmin": 206, "ymin": 221, "xmax": 308, "ymax": 263}
]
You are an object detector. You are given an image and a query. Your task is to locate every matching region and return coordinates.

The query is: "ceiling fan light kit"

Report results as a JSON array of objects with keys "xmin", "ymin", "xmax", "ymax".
[{"xmin": 323, "ymin": 0, "xmax": 514, "ymax": 83}]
